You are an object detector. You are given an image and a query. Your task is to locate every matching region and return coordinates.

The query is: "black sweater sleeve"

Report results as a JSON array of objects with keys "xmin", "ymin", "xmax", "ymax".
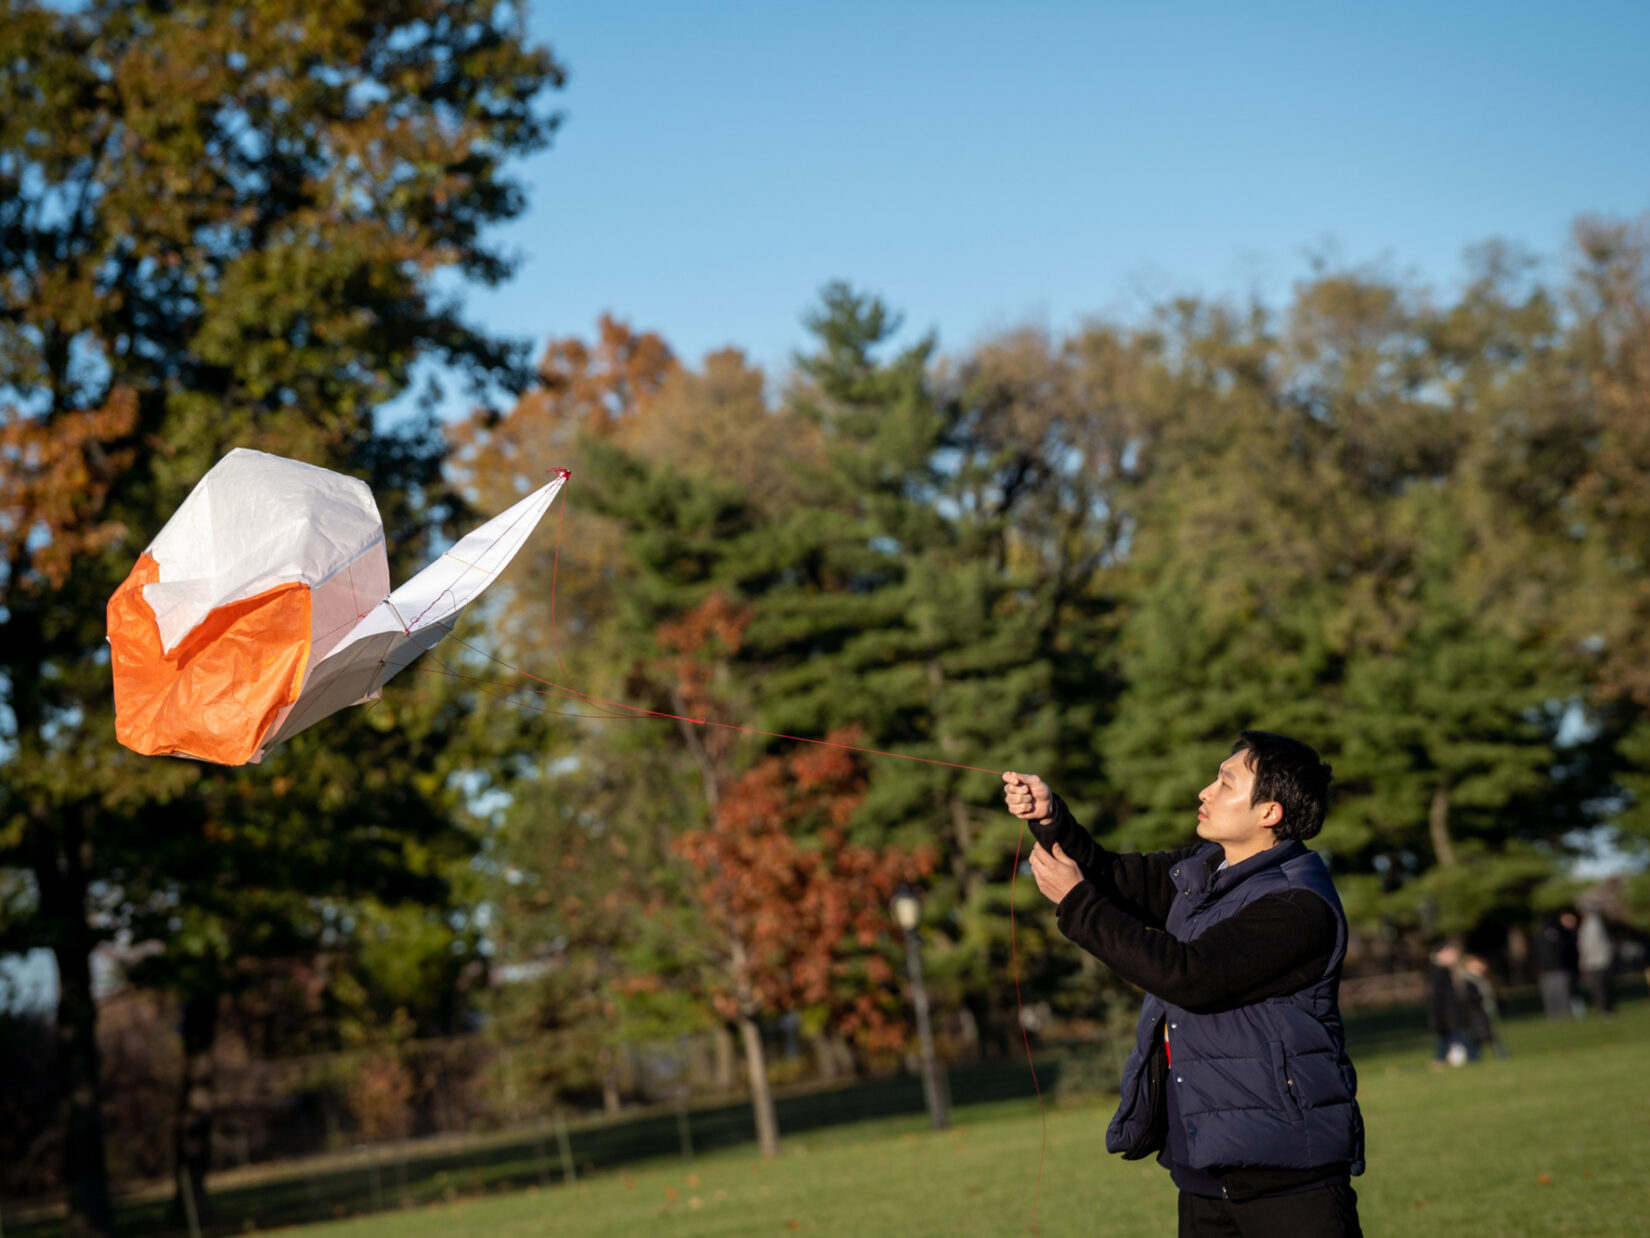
[
  {"xmin": 1027, "ymin": 795, "xmax": 1196, "ymax": 928},
  {"xmin": 1053, "ymin": 885, "xmax": 1339, "ymax": 1013}
]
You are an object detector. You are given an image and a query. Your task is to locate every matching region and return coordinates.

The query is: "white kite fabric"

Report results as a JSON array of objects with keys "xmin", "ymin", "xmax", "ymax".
[
  {"xmin": 108, "ymin": 447, "xmax": 565, "ymax": 765},
  {"xmin": 258, "ymin": 471, "xmax": 566, "ymax": 757}
]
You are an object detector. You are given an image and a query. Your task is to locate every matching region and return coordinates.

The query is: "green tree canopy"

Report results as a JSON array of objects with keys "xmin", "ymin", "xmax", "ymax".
[{"xmin": 0, "ymin": 2, "xmax": 562, "ymax": 1228}]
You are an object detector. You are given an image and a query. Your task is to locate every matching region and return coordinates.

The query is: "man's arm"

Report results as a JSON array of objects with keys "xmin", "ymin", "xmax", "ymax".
[
  {"xmin": 1052, "ymin": 886, "xmax": 1339, "ymax": 1012},
  {"xmin": 1004, "ymin": 772, "xmax": 1191, "ymax": 927}
]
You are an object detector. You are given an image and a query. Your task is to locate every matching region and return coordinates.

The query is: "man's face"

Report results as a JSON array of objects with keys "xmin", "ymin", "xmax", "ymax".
[{"xmin": 1196, "ymin": 751, "xmax": 1280, "ymax": 856}]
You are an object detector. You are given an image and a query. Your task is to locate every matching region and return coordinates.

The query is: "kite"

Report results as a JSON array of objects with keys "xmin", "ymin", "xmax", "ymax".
[{"xmin": 107, "ymin": 447, "xmax": 564, "ymax": 765}]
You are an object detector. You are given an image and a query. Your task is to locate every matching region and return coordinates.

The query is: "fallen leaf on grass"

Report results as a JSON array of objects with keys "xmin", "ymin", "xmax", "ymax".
[{"xmin": 1537, "ymin": 1174, "xmax": 1554, "ymax": 1186}]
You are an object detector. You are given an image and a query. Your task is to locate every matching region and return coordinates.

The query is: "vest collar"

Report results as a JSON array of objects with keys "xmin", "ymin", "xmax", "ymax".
[{"xmin": 1179, "ymin": 838, "xmax": 1310, "ymax": 897}]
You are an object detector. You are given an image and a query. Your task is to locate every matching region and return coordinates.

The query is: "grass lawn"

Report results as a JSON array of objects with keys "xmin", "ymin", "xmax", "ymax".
[{"xmin": 262, "ymin": 996, "xmax": 1650, "ymax": 1238}]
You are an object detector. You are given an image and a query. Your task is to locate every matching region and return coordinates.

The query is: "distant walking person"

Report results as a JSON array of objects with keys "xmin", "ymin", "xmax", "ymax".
[
  {"xmin": 1460, "ymin": 954, "xmax": 1507, "ymax": 1059},
  {"xmin": 1534, "ymin": 912, "xmax": 1579, "ymax": 1020},
  {"xmin": 1426, "ymin": 943, "xmax": 1469, "ymax": 1066},
  {"xmin": 1577, "ymin": 908, "xmax": 1615, "ymax": 1018},
  {"xmin": 1005, "ymin": 731, "xmax": 1363, "ymax": 1238}
]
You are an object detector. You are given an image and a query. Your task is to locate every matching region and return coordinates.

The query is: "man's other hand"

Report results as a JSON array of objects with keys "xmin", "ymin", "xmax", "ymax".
[
  {"xmin": 1003, "ymin": 771, "xmax": 1053, "ymax": 823},
  {"xmin": 1029, "ymin": 842, "xmax": 1083, "ymax": 905}
]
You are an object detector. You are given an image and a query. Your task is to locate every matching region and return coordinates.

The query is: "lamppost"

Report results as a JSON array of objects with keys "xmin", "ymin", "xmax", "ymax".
[{"xmin": 891, "ymin": 882, "xmax": 949, "ymax": 1131}]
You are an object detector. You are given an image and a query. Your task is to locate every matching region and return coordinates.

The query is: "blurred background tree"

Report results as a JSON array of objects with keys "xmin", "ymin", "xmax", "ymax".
[{"xmin": 0, "ymin": 0, "xmax": 562, "ymax": 1230}]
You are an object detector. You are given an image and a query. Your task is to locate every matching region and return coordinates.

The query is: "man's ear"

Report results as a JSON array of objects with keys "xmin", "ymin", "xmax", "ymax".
[{"xmin": 1258, "ymin": 801, "xmax": 1283, "ymax": 830}]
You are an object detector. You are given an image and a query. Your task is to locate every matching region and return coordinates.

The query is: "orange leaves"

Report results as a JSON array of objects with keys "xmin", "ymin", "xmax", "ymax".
[
  {"xmin": 443, "ymin": 315, "xmax": 677, "ymax": 671},
  {"xmin": 450, "ymin": 314, "xmax": 677, "ymax": 503},
  {"xmin": 791, "ymin": 736, "xmax": 860, "ymax": 792},
  {"xmin": 677, "ymin": 732, "xmax": 934, "ymax": 1044},
  {"xmin": 656, "ymin": 593, "xmax": 751, "ymax": 659},
  {"xmin": 1, "ymin": 389, "xmax": 138, "ymax": 591},
  {"xmin": 345, "ymin": 1051, "xmax": 415, "ymax": 1143},
  {"xmin": 655, "ymin": 593, "xmax": 754, "ymax": 738},
  {"xmin": 538, "ymin": 315, "xmax": 678, "ymax": 440}
]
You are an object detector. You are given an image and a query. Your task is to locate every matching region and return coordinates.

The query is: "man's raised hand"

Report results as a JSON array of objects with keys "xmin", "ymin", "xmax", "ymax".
[{"xmin": 1003, "ymin": 771, "xmax": 1053, "ymax": 823}]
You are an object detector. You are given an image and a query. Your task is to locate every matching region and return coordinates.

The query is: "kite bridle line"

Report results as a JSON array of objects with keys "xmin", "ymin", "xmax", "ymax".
[{"xmin": 407, "ymin": 468, "xmax": 1049, "ymax": 1234}]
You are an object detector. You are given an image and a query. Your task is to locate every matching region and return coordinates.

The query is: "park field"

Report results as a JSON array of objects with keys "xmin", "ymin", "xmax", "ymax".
[{"xmin": 259, "ymin": 996, "xmax": 1649, "ymax": 1238}]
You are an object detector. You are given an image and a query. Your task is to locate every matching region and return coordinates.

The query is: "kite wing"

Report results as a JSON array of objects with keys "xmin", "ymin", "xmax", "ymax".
[{"xmin": 252, "ymin": 476, "xmax": 565, "ymax": 759}]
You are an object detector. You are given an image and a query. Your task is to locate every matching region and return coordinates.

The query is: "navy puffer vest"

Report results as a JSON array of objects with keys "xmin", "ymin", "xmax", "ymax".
[{"xmin": 1105, "ymin": 840, "xmax": 1364, "ymax": 1175}]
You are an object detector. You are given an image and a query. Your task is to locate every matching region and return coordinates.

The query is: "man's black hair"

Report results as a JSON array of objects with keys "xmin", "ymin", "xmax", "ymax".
[{"xmin": 1231, "ymin": 730, "xmax": 1332, "ymax": 842}]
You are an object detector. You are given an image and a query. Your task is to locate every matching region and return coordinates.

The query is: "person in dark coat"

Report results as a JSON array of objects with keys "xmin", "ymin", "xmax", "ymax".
[
  {"xmin": 1427, "ymin": 942, "xmax": 1467, "ymax": 1065},
  {"xmin": 1534, "ymin": 911, "xmax": 1579, "ymax": 1019},
  {"xmin": 1005, "ymin": 731, "xmax": 1363, "ymax": 1238}
]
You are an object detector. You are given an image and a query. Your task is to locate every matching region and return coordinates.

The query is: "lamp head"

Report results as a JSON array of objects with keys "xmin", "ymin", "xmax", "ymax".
[{"xmin": 891, "ymin": 882, "xmax": 922, "ymax": 932}]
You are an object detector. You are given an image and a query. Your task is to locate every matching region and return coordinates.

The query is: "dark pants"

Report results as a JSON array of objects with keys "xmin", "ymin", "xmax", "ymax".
[
  {"xmin": 1179, "ymin": 1184, "xmax": 1362, "ymax": 1237},
  {"xmin": 1584, "ymin": 968, "xmax": 1615, "ymax": 1016},
  {"xmin": 1539, "ymin": 970, "xmax": 1574, "ymax": 1019}
]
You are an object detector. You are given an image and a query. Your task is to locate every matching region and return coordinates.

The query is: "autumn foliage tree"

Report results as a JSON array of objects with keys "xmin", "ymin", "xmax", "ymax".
[{"xmin": 678, "ymin": 730, "xmax": 935, "ymax": 1157}]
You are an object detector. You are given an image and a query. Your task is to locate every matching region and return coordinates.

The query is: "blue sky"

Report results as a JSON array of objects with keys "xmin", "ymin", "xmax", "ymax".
[{"xmin": 452, "ymin": 0, "xmax": 1650, "ymax": 384}]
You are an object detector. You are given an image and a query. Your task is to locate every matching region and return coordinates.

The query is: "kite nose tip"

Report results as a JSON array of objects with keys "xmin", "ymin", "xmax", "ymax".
[{"xmin": 553, "ymin": 467, "xmax": 572, "ymax": 481}]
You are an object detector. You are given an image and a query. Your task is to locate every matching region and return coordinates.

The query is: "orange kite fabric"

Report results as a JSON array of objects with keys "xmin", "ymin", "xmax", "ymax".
[{"xmin": 108, "ymin": 552, "xmax": 313, "ymax": 765}]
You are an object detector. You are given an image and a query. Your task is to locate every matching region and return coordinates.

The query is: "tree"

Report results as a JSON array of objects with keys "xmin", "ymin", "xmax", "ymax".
[
  {"xmin": 460, "ymin": 327, "xmax": 850, "ymax": 1123},
  {"xmin": 678, "ymin": 730, "xmax": 934, "ymax": 1157},
  {"xmin": 446, "ymin": 315, "xmax": 679, "ymax": 675},
  {"xmin": 120, "ymin": 653, "xmax": 496, "ymax": 1218},
  {"xmin": 1563, "ymin": 214, "xmax": 1650, "ymax": 922},
  {"xmin": 1567, "ymin": 216, "xmax": 1650, "ymax": 706},
  {"xmin": 1101, "ymin": 260, "xmax": 1608, "ymax": 947},
  {"xmin": 726, "ymin": 288, "xmax": 1132, "ymax": 1053},
  {"xmin": 0, "ymin": 3, "xmax": 561, "ymax": 1230},
  {"xmin": 448, "ymin": 319, "xmax": 707, "ymax": 1116}
]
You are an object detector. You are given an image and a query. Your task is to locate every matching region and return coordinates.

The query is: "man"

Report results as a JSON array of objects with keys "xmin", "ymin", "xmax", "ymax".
[
  {"xmin": 1534, "ymin": 911, "xmax": 1579, "ymax": 1020},
  {"xmin": 1004, "ymin": 731, "xmax": 1363, "ymax": 1237}
]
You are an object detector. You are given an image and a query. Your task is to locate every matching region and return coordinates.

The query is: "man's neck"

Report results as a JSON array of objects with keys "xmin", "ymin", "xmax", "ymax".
[{"xmin": 1219, "ymin": 834, "xmax": 1282, "ymax": 868}]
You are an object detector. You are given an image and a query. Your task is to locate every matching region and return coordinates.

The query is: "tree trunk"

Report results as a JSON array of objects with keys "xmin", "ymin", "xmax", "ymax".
[
  {"xmin": 170, "ymin": 988, "xmax": 219, "ymax": 1227},
  {"xmin": 673, "ymin": 689, "xmax": 721, "ymax": 809},
  {"xmin": 927, "ymin": 660, "xmax": 984, "ymax": 904},
  {"xmin": 1505, "ymin": 923, "xmax": 1530, "ymax": 983},
  {"xmin": 966, "ymin": 993, "xmax": 1010, "ymax": 1059},
  {"xmin": 1428, "ymin": 780, "xmax": 1457, "ymax": 868},
  {"xmin": 810, "ymin": 1031, "xmax": 856, "ymax": 1082},
  {"xmin": 810, "ymin": 1034, "xmax": 839, "ymax": 1082},
  {"xmin": 601, "ymin": 1049, "xmax": 622, "ymax": 1115},
  {"xmin": 738, "ymin": 1012, "xmax": 779, "ymax": 1158},
  {"xmin": 810, "ymin": 1031, "xmax": 857, "ymax": 1082},
  {"xmin": 948, "ymin": 794, "xmax": 984, "ymax": 905},
  {"xmin": 712, "ymin": 1023, "xmax": 737, "ymax": 1091},
  {"xmin": 36, "ymin": 806, "xmax": 115, "ymax": 1238}
]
